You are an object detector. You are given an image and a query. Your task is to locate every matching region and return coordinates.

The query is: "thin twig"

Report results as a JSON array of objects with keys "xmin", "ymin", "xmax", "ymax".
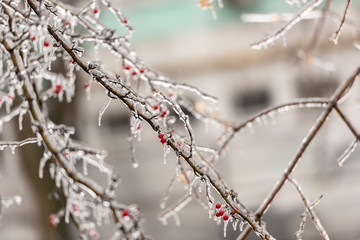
[
  {"xmin": 288, "ymin": 177, "xmax": 329, "ymax": 240},
  {"xmin": 331, "ymin": 0, "xmax": 351, "ymax": 44}
]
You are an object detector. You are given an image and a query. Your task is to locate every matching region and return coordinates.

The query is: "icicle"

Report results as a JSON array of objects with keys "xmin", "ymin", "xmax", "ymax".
[
  {"xmin": 173, "ymin": 212, "xmax": 181, "ymax": 226},
  {"xmin": 163, "ymin": 144, "xmax": 170, "ymax": 164},
  {"xmin": 10, "ymin": 145, "xmax": 16, "ymax": 154},
  {"xmin": 98, "ymin": 98, "xmax": 112, "ymax": 126},
  {"xmin": 239, "ymin": 220, "xmax": 244, "ymax": 231},
  {"xmin": 64, "ymin": 199, "xmax": 71, "ymax": 224},
  {"xmin": 49, "ymin": 163, "xmax": 56, "ymax": 179},
  {"xmin": 18, "ymin": 106, "xmax": 27, "ymax": 131},
  {"xmin": 232, "ymin": 218, "xmax": 238, "ymax": 231},
  {"xmin": 48, "ymin": 45, "xmax": 57, "ymax": 71},
  {"xmin": 218, "ymin": 0, "xmax": 224, "ymax": 8},
  {"xmin": 83, "ymin": 158, "xmax": 88, "ymax": 175},
  {"xmin": 282, "ymin": 34, "xmax": 287, "ymax": 47},
  {"xmin": 246, "ymin": 122, "xmax": 254, "ymax": 134},
  {"xmin": 189, "ymin": 176, "xmax": 199, "ymax": 195},
  {"xmin": 39, "ymin": 151, "xmax": 51, "ymax": 179},
  {"xmin": 223, "ymin": 219, "xmax": 229, "ymax": 237},
  {"xmin": 55, "ymin": 168, "xmax": 62, "ymax": 188}
]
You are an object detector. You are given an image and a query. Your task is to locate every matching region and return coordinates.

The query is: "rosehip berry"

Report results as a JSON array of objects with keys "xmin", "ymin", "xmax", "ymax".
[
  {"xmin": 122, "ymin": 210, "xmax": 129, "ymax": 216},
  {"xmin": 123, "ymin": 18, "xmax": 128, "ymax": 24},
  {"xmin": 140, "ymin": 68, "xmax": 144, "ymax": 73},
  {"xmin": 65, "ymin": 20, "xmax": 70, "ymax": 25},
  {"xmin": 8, "ymin": 95, "xmax": 14, "ymax": 100},
  {"xmin": 158, "ymin": 133, "xmax": 164, "ymax": 139},
  {"xmin": 219, "ymin": 210, "xmax": 225, "ymax": 216},
  {"xmin": 132, "ymin": 71, "xmax": 137, "ymax": 75},
  {"xmin": 84, "ymin": 83, "xmax": 89, "ymax": 89},
  {"xmin": 44, "ymin": 40, "xmax": 50, "ymax": 47},
  {"xmin": 215, "ymin": 203, "xmax": 221, "ymax": 209},
  {"xmin": 93, "ymin": 8, "xmax": 99, "ymax": 14},
  {"xmin": 160, "ymin": 138, "xmax": 167, "ymax": 144},
  {"xmin": 31, "ymin": 35, "xmax": 36, "ymax": 41},
  {"xmin": 124, "ymin": 65, "xmax": 130, "ymax": 70},
  {"xmin": 169, "ymin": 92, "xmax": 174, "ymax": 97},
  {"xmin": 153, "ymin": 105, "xmax": 159, "ymax": 110},
  {"xmin": 216, "ymin": 212, "xmax": 221, "ymax": 217},
  {"xmin": 223, "ymin": 215, "xmax": 229, "ymax": 221}
]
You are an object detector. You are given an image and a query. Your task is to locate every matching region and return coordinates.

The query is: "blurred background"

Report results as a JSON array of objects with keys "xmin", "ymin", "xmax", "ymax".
[{"xmin": 1, "ymin": 0, "xmax": 360, "ymax": 239}]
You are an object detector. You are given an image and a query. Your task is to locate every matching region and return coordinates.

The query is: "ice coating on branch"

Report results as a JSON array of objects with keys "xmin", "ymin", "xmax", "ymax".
[
  {"xmin": 39, "ymin": 151, "xmax": 52, "ymax": 179},
  {"xmin": 337, "ymin": 139, "xmax": 358, "ymax": 167},
  {"xmin": 250, "ymin": 0, "xmax": 324, "ymax": 49},
  {"xmin": 98, "ymin": 98, "xmax": 111, "ymax": 126}
]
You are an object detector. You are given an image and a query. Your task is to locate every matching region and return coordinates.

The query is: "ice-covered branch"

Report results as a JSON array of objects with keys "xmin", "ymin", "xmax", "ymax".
[
  {"xmin": 237, "ymin": 66, "xmax": 360, "ymax": 239},
  {"xmin": 288, "ymin": 177, "xmax": 329, "ymax": 240},
  {"xmin": 249, "ymin": 0, "xmax": 324, "ymax": 49},
  {"xmin": 330, "ymin": 0, "xmax": 351, "ymax": 44}
]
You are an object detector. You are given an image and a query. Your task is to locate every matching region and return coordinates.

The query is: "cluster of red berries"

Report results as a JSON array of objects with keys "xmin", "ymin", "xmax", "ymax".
[
  {"xmin": 123, "ymin": 65, "xmax": 145, "ymax": 75},
  {"xmin": 158, "ymin": 133, "xmax": 167, "ymax": 144},
  {"xmin": 153, "ymin": 104, "xmax": 168, "ymax": 118},
  {"xmin": 215, "ymin": 203, "xmax": 229, "ymax": 221}
]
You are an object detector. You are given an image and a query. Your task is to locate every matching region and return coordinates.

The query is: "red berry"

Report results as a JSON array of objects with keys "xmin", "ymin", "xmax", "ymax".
[
  {"xmin": 216, "ymin": 212, "xmax": 221, "ymax": 217},
  {"xmin": 160, "ymin": 138, "xmax": 167, "ymax": 144},
  {"xmin": 140, "ymin": 68, "xmax": 144, "ymax": 73},
  {"xmin": 54, "ymin": 84, "xmax": 62, "ymax": 93},
  {"xmin": 123, "ymin": 18, "xmax": 128, "ymax": 24},
  {"xmin": 122, "ymin": 210, "xmax": 129, "ymax": 216},
  {"xmin": 93, "ymin": 8, "xmax": 99, "ymax": 14},
  {"xmin": 124, "ymin": 65, "xmax": 130, "ymax": 70},
  {"xmin": 44, "ymin": 40, "xmax": 50, "ymax": 47},
  {"xmin": 153, "ymin": 105, "xmax": 159, "ymax": 110},
  {"xmin": 31, "ymin": 35, "xmax": 36, "ymax": 41},
  {"xmin": 223, "ymin": 215, "xmax": 229, "ymax": 221},
  {"xmin": 84, "ymin": 83, "xmax": 89, "ymax": 89},
  {"xmin": 215, "ymin": 203, "xmax": 221, "ymax": 209},
  {"xmin": 68, "ymin": 58, "xmax": 73, "ymax": 63},
  {"xmin": 158, "ymin": 133, "xmax": 164, "ymax": 139},
  {"xmin": 65, "ymin": 20, "xmax": 70, "ymax": 25},
  {"xmin": 49, "ymin": 215, "xmax": 57, "ymax": 227},
  {"xmin": 132, "ymin": 71, "xmax": 137, "ymax": 75},
  {"xmin": 169, "ymin": 92, "xmax": 174, "ymax": 97},
  {"xmin": 8, "ymin": 95, "xmax": 14, "ymax": 100},
  {"xmin": 160, "ymin": 110, "xmax": 167, "ymax": 117},
  {"xmin": 219, "ymin": 210, "xmax": 225, "ymax": 216}
]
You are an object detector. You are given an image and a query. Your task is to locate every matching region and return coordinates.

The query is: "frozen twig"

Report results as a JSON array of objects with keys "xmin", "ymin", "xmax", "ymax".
[
  {"xmin": 330, "ymin": 0, "xmax": 351, "ymax": 44},
  {"xmin": 237, "ymin": 66, "xmax": 360, "ymax": 240},
  {"xmin": 288, "ymin": 177, "xmax": 328, "ymax": 240},
  {"xmin": 249, "ymin": 0, "xmax": 324, "ymax": 49}
]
